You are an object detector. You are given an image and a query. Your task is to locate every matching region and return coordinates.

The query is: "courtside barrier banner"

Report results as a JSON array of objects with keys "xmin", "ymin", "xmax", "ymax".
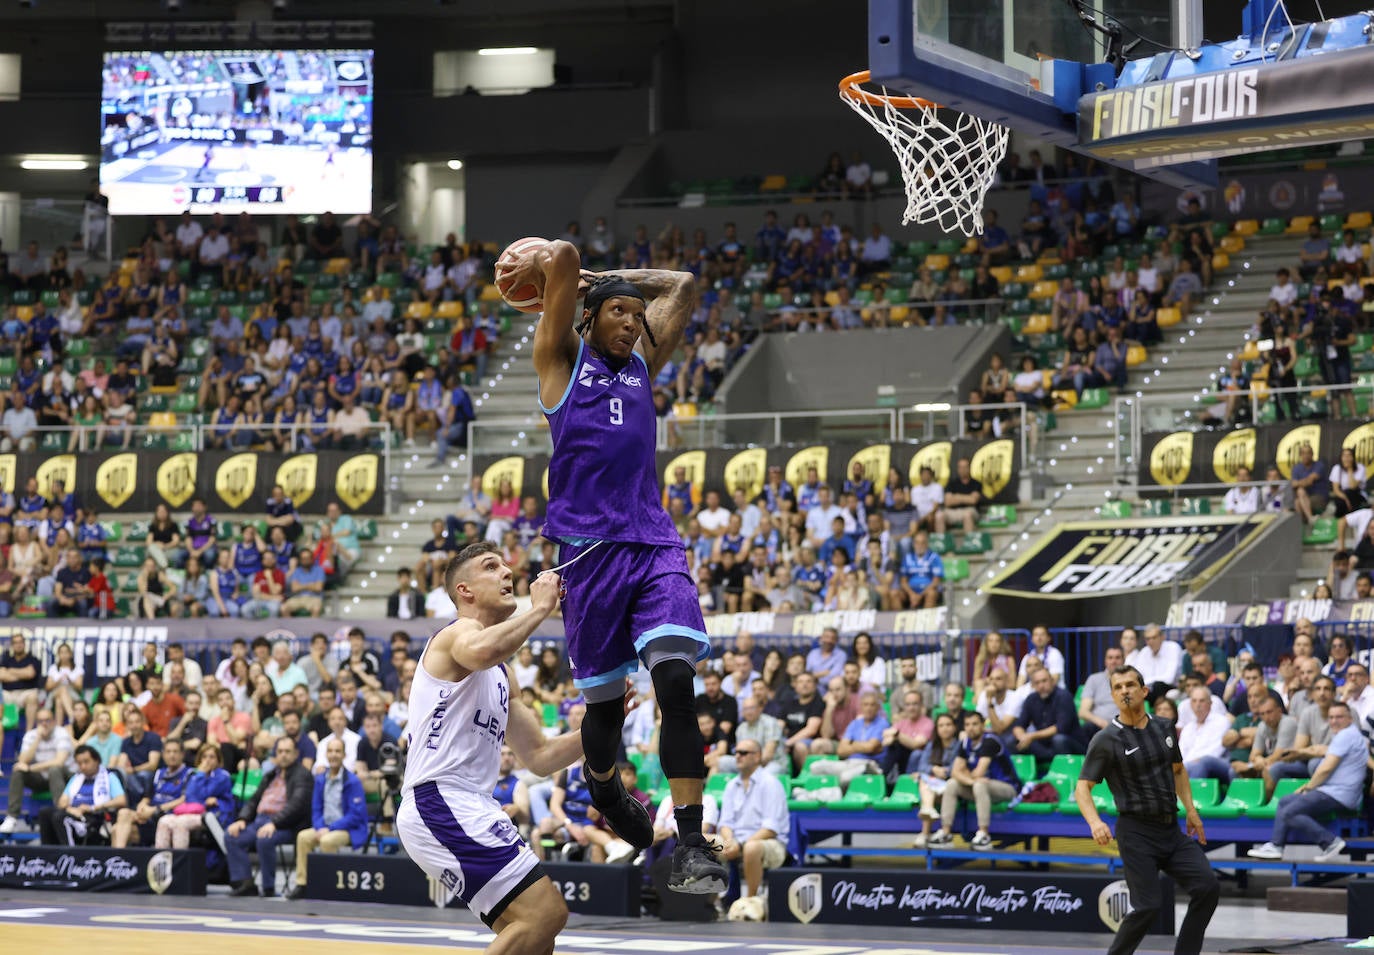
[
  {"xmin": 0, "ymin": 845, "xmax": 205, "ymax": 894},
  {"xmin": 1138, "ymin": 421, "xmax": 1374, "ymax": 492},
  {"xmin": 306, "ymin": 852, "xmax": 641, "ymax": 916},
  {"xmin": 476, "ymin": 437, "xmax": 1021, "ymax": 510},
  {"xmin": 0, "ymin": 612, "xmax": 951, "ymax": 682},
  {"xmin": 768, "ymin": 867, "xmax": 1174, "ymax": 932},
  {"xmin": 982, "ymin": 515, "xmax": 1274, "ymax": 599},
  {"xmin": 4, "ymin": 449, "xmax": 384, "ymax": 514},
  {"xmin": 1169, "ymin": 597, "xmax": 1374, "ymax": 634}
]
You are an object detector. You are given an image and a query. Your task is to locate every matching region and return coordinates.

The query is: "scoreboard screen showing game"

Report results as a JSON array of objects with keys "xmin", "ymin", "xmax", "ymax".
[{"xmin": 100, "ymin": 49, "xmax": 374, "ymax": 216}]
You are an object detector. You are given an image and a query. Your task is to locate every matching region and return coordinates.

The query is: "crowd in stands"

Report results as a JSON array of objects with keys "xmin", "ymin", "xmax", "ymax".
[
  {"xmin": 1202, "ymin": 217, "xmax": 1374, "ymax": 431},
  {"xmin": 406, "ymin": 457, "xmax": 1000, "ymax": 623},
  {"xmin": 0, "ymin": 473, "xmax": 363, "ymax": 619},
  {"xmin": 4, "ymin": 613, "xmax": 1373, "ymax": 900}
]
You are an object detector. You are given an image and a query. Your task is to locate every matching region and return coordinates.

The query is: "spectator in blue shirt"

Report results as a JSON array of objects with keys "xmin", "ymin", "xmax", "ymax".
[
  {"xmin": 1290, "ymin": 443, "xmax": 1330, "ymax": 526},
  {"xmin": 978, "ymin": 210, "xmax": 1011, "ymax": 265},
  {"xmin": 1248, "ymin": 702, "xmax": 1365, "ymax": 862},
  {"xmin": 38, "ymin": 744, "xmax": 127, "ymax": 846},
  {"xmin": 433, "ymin": 376, "xmax": 476, "ymax": 467},
  {"xmin": 111, "ymin": 736, "xmax": 191, "ymax": 847},
  {"xmin": 816, "ymin": 516, "xmax": 856, "ymax": 569},
  {"xmin": 265, "ymin": 484, "xmax": 303, "ymax": 544},
  {"xmin": 281, "ymin": 550, "xmax": 325, "ymax": 617},
  {"xmin": 717, "ymin": 741, "xmax": 790, "ymax": 900},
  {"xmin": 285, "ymin": 737, "xmax": 368, "ymax": 900},
  {"xmin": 898, "ymin": 529, "xmax": 943, "ymax": 609},
  {"xmin": 665, "ymin": 466, "xmax": 696, "ymax": 516},
  {"xmin": 803, "ymin": 627, "xmax": 847, "ymax": 684},
  {"xmin": 929, "ymin": 711, "xmax": 1019, "ymax": 851},
  {"xmin": 833, "ymin": 691, "xmax": 890, "ymax": 782}
]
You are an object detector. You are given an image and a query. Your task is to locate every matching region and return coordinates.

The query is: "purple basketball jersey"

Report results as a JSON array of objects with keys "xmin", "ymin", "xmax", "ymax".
[{"xmin": 541, "ymin": 341, "xmax": 680, "ymax": 546}]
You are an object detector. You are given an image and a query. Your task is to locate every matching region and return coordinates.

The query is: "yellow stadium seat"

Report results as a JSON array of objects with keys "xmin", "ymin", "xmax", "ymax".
[
  {"xmin": 406, "ymin": 301, "xmax": 433, "ymax": 319},
  {"xmin": 1042, "ymin": 369, "xmax": 1056, "ymax": 390},
  {"xmin": 1251, "ymin": 382, "xmax": 1270, "ymax": 401},
  {"xmin": 1345, "ymin": 211, "xmax": 1372, "ymax": 230},
  {"xmin": 148, "ymin": 412, "xmax": 178, "ymax": 430},
  {"xmin": 1037, "ymin": 254, "xmax": 1063, "ymax": 267},
  {"xmin": 961, "ymin": 238, "xmax": 979, "ymax": 255},
  {"xmin": 1233, "ymin": 220, "xmax": 1259, "ymax": 236},
  {"xmin": 479, "ymin": 284, "xmax": 504, "ymax": 302},
  {"xmin": 889, "ymin": 305, "xmax": 911, "ymax": 323},
  {"xmin": 119, "ymin": 258, "xmax": 138, "ymax": 274},
  {"xmin": 1015, "ymin": 264, "xmax": 1044, "ymax": 283},
  {"xmin": 760, "ymin": 174, "xmax": 787, "ymax": 191},
  {"xmin": 672, "ymin": 402, "xmax": 698, "ymax": 418},
  {"xmin": 1157, "ymin": 307, "xmax": 1182, "ymax": 328},
  {"xmin": 824, "ymin": 290, "xmax": 841, "ymax": 307},
  {"xmin": 149, "ymin": 384, "xmax": 179, "ymax": 396},
  {"xmin": 1212, "ymin": 252, "xmax": 1230, "ymax": 271},
  {"xmin": 1240, "ymin": 340, "xmax": 1260, "ymax": 361},
  {"xmin": 1023, "ymin": 313, "xmax": 1053, "ymax": 335},
  {"xmin": 277, "ymin": 258, "xmax": 294, "ymax": 273},
  {"xmin": 435, "ymin": 301, "xmax": 463, "ymax": 319},
  {"xmin": 324, "ymin": 257, "xmax": 352, "ymax": 275},
  {"xmin": 118, "ymin": 275, "xmax": 132, "ymax": 289},
  {"xmin": 1311, "ymin": 387, "xmax": 1329, "ymax": 399},
  {"xmin": 1286, "ymin": 215, "xmax": 1314, "ymax": 234},
  {"xmin": 1363, "ymin": 243, "xmax": 1372, "ymax": 261},
  {"xmin": 1219, "ymin": 235, "xmax": 1246, "ymax": 254},
  {"xmin": 1029, "ymin": 280, "xmax": 1058, "ymax": 300},
  {"xmin": 14, "ymin": 305, "xmax": 33, "ymax": 322},
  {"xmin": 1125, "ymin": 344, "xmax": 1147, "ymax": 367},
  {"xmin": 1052, "ymin": 389, "xmax": 1078, "ymax": 410},
  {"xmin": 923, "ymin": 254, "xmax": 951, "ymax": 271},
  {"xmin": 1328, "ymin": 279, "xmax": 1346, "ymax": 290},
  {"xmin": 989, "ymin": 266, "xmax": 1013, "ymax": 284},
  {"xmin": 1250, "ymin": 362, "xmax": 1269, "ymax": 381}
]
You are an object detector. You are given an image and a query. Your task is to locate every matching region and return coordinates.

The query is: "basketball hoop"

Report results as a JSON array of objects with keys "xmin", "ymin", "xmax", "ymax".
[{"xmin": 839, "ymin": 71, "xmax": 1008, "ymax": 238}]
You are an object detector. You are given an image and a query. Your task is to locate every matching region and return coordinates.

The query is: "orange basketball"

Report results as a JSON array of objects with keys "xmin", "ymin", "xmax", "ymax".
[{"xmin": 494, "ymin": 236, "xmax": 549, "ymax": 313}]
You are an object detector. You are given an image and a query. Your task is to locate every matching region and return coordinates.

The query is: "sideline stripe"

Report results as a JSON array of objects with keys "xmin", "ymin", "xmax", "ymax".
[{"xmin": 0, "ymin": 925, "xmax": 488, "ymax": 955}]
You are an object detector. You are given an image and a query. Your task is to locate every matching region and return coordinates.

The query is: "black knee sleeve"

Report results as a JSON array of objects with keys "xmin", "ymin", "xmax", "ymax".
[
  {"xmin": 581, "ymin": 698, "xmax": 626, "ymax": 775},
  {"xmin": 651, "ymin": 659, "xmax": 704, "ymax": 780}
]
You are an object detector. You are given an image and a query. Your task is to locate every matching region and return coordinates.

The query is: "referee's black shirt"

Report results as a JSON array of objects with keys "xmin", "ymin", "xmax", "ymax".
[{"xmin": 1079, "ymin": 715, "xmax": 1181, "ymax": 816}]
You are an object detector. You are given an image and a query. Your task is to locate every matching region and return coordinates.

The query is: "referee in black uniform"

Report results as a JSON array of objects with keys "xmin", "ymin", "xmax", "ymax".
[{"xmin": 1076, "ymin": 665, "xmax": 1219, "ymax": 955}]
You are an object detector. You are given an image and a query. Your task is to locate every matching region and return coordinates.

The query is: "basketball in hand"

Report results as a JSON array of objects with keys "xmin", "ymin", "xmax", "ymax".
[{"xmin": 495, "ymin": 236, "xmax": 549, "ymax": 313}]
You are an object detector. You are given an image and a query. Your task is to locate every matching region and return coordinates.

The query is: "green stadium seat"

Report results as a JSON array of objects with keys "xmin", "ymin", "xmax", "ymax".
[
  {"xmin": 139, "ymin": 434, "xmax": 169, "ymax": 451},
  {"xmin": 927, "ymin": 532, "xmax": 954, "ymax": 555},
  {"xmin": 10, "ymin": 290, "xmax": 33, "ymax": 305},
  {"xmin": 376, "ymin": 272, "xmax": 401, "ymax": 289},
  {"xmin": 169, "ymin": 433, "xmax": 195, "ymax": 452},
  {"xmin": 39, "ymin": 432, "xmax": 65, "ymax": 453},
  {"xmin": 1304, "ymin": 517, "xmax": 1338, "ymax": 546},
  {"xmin": 1214, "ymin": 777, "xmax": 1265, "ymax": 815},
  {"xmin": 1, "ymin": 702, "xmax": 16, "ymax": 730},
  {"xmin": 1180, "ymin": 498, "xmax": 1212, "ymax": 516},
  {"xmin": 1077, "ymin": 388, "xmax": 1110, "ymax": 410},
  {"xmin": 1097, "ymin": 500, "xmax": 1133, "ymax": 519},
  {"xmin": 1180, "ymin": 778, "xmax": 1220, "ymax": 810},
  {"xmin": 65, "ymin": 339, "xmax": 90, "ymax": 358},
  {"xmin": 954, "ymin": 532, "xmax": 992, "ymax": 555},
  {"xmin": 232, "ymin": 769, "xmax": 262, "ymax": 802},
  {"xmin": 1260, "ymin": 218, "xmax": 1285, "ymax": 236},
  {"xmin": 140, "ymin": 394, "xmax": 169, "ymax": 413},
  {"xmin": 100, "ymin": 521, "xmax": 122, "ymax": 543},
  {"xmin": 1320, "ymin": 213, "xmax": 1344, "ymax": 232},
  {"xmin": 186, "ymin": 289, "xmax": 213, "ymax": 307},
  {"xmin": 113, "ymin": 546, "xmax": 145, "ymax": 568},
  {"xmin": 935, "ymin": 238, "xmax": 962, "ymax": 255},
  {"xmin": 358, "ymin": 518, "xmax": 378, "ymax": 541},
  {"xmin": 979, "ymin": 504, "xmax": 1016, "ymax": 527},
  {"xmin": 943, "ymin": 557, "xmax": 970, "ymax": 583},
  {"xmin": 833, "ymin": 774, "xmax": 886, "ymax": 810},
  {"xmin": 704, "ymin": 773, "xmax": 734, "ymax": 797},
  {"xmin": 877, "ymin": 775, "xmax": 920, "ymax": 811},
  {"xmin": 1045, "ymin": 754, "xmax": 1085, "ymax": 782},
  {"xmin": 1010, "ymin": 754, "xmax": 1035, "ymax": 782},
  {"xmin": 1139, "ymin": 499, "xmax": 1172, "ymax": 517},
  {"xmin": 1244, "ymin": 778, "xmax": 1305, "ymax": 819},
  {"xmin": 171, "ymin": 394, "xmax": 197, "ymax": 414}
]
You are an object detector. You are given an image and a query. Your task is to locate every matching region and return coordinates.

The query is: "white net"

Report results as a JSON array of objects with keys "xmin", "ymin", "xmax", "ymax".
[{"xmin": 840, "ymin": 78, "xmax": 1008, "ymax": 238}]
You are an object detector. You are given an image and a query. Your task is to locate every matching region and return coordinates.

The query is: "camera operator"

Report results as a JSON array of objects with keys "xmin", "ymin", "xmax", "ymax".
[
  {"xmin": 355, "ymin": 713, "xmax": 400, "ymax": 820},
  {"xmin": 1310, "ymin": 289, "xmax": 1358, "ymax": 420},
  {"xmin": 1266, "ymin": 314, "xmax": 1300, "ymax": 421}
]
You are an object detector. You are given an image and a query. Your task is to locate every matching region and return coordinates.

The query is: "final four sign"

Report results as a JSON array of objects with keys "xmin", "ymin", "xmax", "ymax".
[{"xmin": 983, "ymin": 516, "xmax": 1274, "ymax": 599}]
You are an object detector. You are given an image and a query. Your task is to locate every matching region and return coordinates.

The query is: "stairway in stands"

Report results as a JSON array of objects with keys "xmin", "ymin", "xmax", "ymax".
[{"xmin": 956, "ymin": 225, "xmax": 1325, "ymax": 619}]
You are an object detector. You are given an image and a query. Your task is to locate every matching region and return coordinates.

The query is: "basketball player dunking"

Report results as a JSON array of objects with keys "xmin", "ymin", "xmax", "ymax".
[
  {"xmin": 398, "ymin": 544, "xmax": 610, "ymax": 952},
  {"xmin": 503, "ymin": 239, "xmax": 727, "ymax": 893}
]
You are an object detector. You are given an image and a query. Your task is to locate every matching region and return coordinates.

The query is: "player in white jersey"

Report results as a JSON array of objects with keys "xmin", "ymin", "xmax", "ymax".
[{"xmin": 398, "ymin": 541, "xmax": 592, "ymax": 954}]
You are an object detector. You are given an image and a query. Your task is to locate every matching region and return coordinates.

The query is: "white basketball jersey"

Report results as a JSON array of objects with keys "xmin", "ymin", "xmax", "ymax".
[{"xmin": 402, "ymin": 637, "xmax": 510, "ymax": 796}]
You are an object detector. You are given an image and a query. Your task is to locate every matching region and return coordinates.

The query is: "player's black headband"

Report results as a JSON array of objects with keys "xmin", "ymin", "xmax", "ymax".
[{"xmin": 578, "ymin": 276, "xmax": 655, "ymax": 345}]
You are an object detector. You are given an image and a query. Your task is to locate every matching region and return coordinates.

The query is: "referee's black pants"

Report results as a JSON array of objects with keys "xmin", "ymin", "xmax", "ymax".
[{"xmin": 1112, "ymin": 815, "xmax": 1219, "ymax": 955}]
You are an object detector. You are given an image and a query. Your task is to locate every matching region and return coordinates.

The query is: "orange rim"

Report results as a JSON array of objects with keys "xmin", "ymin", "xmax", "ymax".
[{"xmin": 839, "ymin": 70, "xmax": 939, "ymax": 110}]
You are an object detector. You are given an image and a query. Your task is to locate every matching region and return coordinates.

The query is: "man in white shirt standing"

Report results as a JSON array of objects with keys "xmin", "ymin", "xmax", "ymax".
[
  {"xmin": 314, "ymin": 706, "xmax": 362, "ymax": 774},
  {"xmin": 1179, "ymin": 687, "xmax": 1234, "ymax": 781},
  {"xmin": 1127, "ymin": 623, "xmax": 1184, "ymax": 703},
  {"xmin": 909, "ymin": 466, "xmax": 944, "ymax": 532},
  {"xmin": 174, "ymin": 212, "xmax": 203, "ymax": 259}
]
